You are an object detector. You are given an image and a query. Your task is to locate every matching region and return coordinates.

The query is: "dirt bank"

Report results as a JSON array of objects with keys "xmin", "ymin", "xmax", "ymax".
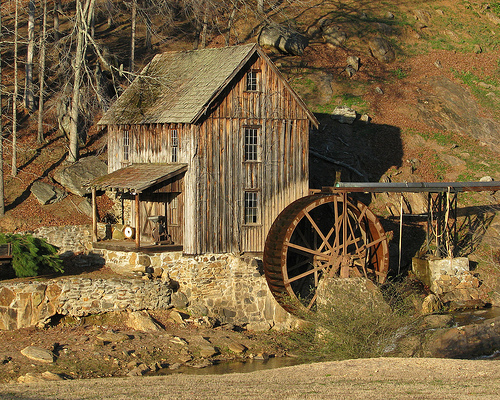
[{"xmin": 1, "ymin": 357, "xmax": 500, "ymax": 399}]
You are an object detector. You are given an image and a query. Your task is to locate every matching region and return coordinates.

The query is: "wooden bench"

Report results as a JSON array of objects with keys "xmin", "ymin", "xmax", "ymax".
[{"xmin": 0, "ymin": 243, "xmax": 12, "ymax": 267}]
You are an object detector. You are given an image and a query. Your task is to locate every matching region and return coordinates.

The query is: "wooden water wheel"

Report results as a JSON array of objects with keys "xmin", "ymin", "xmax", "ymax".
[{"xmin": 263, "ymin": 193, "xmax": 389, "ymax": 314}]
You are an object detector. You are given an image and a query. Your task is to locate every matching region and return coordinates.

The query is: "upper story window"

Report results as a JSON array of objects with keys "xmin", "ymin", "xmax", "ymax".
[
  {"xmin": 123, "ymin": 129, "xmax": 130, "ymax": 162},
  {"xmin": 244, "ymin": 127, "xmax": 259, "ymax": 161},
  {"xmin": 246, "ymin": 70, "xmax": 259, "ymax": 91},
  {"xmin": 171, "ymin": 129, "xmax": 178, "ymax": 162}
]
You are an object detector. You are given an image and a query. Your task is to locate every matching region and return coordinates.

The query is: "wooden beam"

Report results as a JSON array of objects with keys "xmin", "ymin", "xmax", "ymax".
[
  {"xmin": 92, "ymin": 186, "xmax": 97, "ymax": 242},
  {"xmin": 135, "ymin": 193, "xmax": 140, "ymax": 249}
]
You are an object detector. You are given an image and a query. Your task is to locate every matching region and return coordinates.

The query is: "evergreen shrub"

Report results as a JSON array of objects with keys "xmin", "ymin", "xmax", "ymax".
[{"xmin": 0, "ymin": 233, "xmax": 64, "ymax": 278}]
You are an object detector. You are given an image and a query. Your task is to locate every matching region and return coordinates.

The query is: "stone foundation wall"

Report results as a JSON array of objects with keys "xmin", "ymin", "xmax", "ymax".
[
  {"xmin": 0, "ymin": 278, "xmax": 172, "ymax": 330},
  {"xmin": 100, "ymin": 249, "xmax": 297, "ymax": 330},
  {"xmin": 20, "ymin": 224, "xmax": 107, "ymax": 255}
]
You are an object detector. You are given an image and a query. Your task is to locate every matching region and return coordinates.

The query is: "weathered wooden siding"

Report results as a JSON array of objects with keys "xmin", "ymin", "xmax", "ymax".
[
  {"xmin": 107, "ymin": 53, "xmax": 312, "ymax": 255},
  {"xmin": 189, "ymin": 54, "xmax": 310, "ymax": 254},
  {"xmin": 107, "ymin": 123, "xmax": 190, "ymax": 173}
]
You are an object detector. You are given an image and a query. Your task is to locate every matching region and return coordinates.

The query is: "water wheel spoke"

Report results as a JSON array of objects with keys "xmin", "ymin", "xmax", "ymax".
[
  {"xmin": 303, "ymin": 210, "xmax": 334, "ymax": 253},
  {"xmin": 318, "ymin": 226, "xmax": 336, "ymax": 253},
  {"xmin": 357, "ymin": 235, "xmax": 387, "ymax": 253},
  {"xmin": 287, "ymin": 258, "xmax": 314, "ymax": 273},
  {"xmin": 285, "ymin": 260, "xmax": 331, "ymax": 284},
  {"xmin": 346, "ymin": 214, "xmax": 364, "ymax": 255},
  {"xmin": 306, "ymin": 291, "xmax": 319, "ymax": 310},
  {"xmin": 286, "ymin": 242, "xmax": 328, "ymax": 258},
  {"xmin": 296, "ymin": 226, "xmax": 312, "ymax": 249}
]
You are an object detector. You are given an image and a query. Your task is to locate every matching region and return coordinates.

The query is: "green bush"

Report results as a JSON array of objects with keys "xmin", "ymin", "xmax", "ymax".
[
  {"xmin": 278, "ymin": 278, "xmax": 419, "ymax": 361},
  {"xmin": 0, "ymin": 233, "xmax": 64, "ymax": 278}
]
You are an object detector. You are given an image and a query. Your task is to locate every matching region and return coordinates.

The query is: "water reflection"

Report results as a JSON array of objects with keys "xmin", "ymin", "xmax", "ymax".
[{"xmin": 155, "ymin": 357, "xmax": 304, "ymax": 376}]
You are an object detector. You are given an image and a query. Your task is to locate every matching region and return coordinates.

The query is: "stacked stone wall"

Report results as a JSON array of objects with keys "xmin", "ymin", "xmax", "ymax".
[
  {"xmin": 0, "ymin": 278, "xmax": 172, "ymax": 330},
  {"xmin": 99, "ymin": 250, "xmax": 297, "ymax": 330},
  {"xmin": 19, "ymin": 224, "xmax": 107, "ymax": 255}
]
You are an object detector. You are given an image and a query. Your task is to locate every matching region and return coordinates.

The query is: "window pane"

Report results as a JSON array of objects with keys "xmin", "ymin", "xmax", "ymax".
[
  {"xmin": 246, "ymin": 71, "xmax": 257, "ymax": 91},
  {"xmin": 123, "ymin": 130, "xmax": 130, "ymax": 161},
  {"xmin": 244, "ymin": 128, "xmax": 258, "ymax": 161},
  {"xmin": 171, "ymin": 129, "xmax": 178, "ymax": 162},
  {"xmin": 244, "ymin": 192, "xmax": 258, "ymax": 224}
]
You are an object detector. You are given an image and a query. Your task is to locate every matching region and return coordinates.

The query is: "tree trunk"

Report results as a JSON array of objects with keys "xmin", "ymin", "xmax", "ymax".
[
  {"xmin": 225, "ymin": 4, "xmax": 237, "ymax": 46},
  {"xmin": 0, "ymin": 0, "xmax": 4, "ymax": 216},
  {"xmin": 12, "ymin": 0, "xmax": 18, "ymax": 177},
  {"xmin": 37, "ymin": 0, "xmax": 48, "ymax": 144},
  {"xmin": 200, "ymin": 3, "xmax": 208, "ymax": 49},
  {"xmin": 69, "ymin": 0, "xmax": 88, "ymax": 162},
  {"xmin": 130, "ymin": 0, "xmax": 136, "ymax": 72},
  {"xmin": 54, "ymin": 0, "xmax": 61, "ymax": 41},
  {"xmin": 25, "ymin": 0, "xmax": 35, "ymax": 112},
  {"xmin": 257, "ymin": 0, "xmax": 264, "ymax": 14}
]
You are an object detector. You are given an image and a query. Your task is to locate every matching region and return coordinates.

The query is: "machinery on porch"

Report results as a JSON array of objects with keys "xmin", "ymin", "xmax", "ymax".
[{"xmin": 262, "ymin": 181, "xmax": 500, "ymax": 315}]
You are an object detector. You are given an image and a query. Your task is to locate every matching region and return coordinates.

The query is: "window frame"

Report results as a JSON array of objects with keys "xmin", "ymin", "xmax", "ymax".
[
  {"xmin": 123, "ymin": 129, "xmax": 130, "ymax": 162},
  {"xmin": 245, "ymin": 70, "xmax": 260, "ymax": 92},
  {"xmin": 243, "ymin": 190, "xmax": 260, "ymax": 225},
  {"xmin": 243, "ymin": 126, "xmax": 260, "ymax": 162},
  {"xmin": 171, "ymin": 129, "xmax": 178, "ymax": 162}
]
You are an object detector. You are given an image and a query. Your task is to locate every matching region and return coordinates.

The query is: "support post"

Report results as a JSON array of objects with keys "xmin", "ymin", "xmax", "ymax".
[
  {"xmin": 92, "ymin": 186, "xmax": 97, "ymax": 242},
  {"xmin": 135, "ymin": 192, "xmax": 140, "ymax": 249}
]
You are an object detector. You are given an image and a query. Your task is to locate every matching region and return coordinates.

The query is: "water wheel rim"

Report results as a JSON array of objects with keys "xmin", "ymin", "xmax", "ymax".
[{"xmin": 263, "ymin": 194, "xmax": 389, "ymax": 315}]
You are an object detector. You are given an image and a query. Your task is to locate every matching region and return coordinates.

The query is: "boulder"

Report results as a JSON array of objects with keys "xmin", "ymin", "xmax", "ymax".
[
  {"xmin": 96, "ymin": 332, "xmax": 131, "ymax": 343},
  {"xmin": 322, "ymin": 25, "xmax": 347, "ymax": 47},
  {"xmin": 331, "ymin": 106, "xmax": 357, "ymax": 124},
  {"xmin": 20, "ymin": 346, "xmax": 55, "ymax": 363},
  {"xmin": 369, "ymin": 37, "xmax": 396, "ymax": 63},
  {"xmin": 423, "ymin": 316, "xmax": 500, "ymax": 358},
  {"xmin": 54, "ymin": 156, "xmax": 107, "ymax": 196},
  {"xmin": 30, "ymin": 181, "xmax": 66, "ymax": 205},
  {"xmin": 258, "ymin": 25, "xmax": 309, "ymax": 55},
  {"xmin": 346, "ymin": 56, "xmax": 360, "ymax": 71},
  {"xmin": 126, "ymin": 311, "xmax": 164, "ymax": 331},
  {"xmin": 171, "ymin": 291, "xmax": 189, "ymax": 309}
]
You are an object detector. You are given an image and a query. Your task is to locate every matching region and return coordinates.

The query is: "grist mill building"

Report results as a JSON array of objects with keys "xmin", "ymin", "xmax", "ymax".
[{"xmin": 90, "ymin": 43, "xmax": 318, "ymax": 255}]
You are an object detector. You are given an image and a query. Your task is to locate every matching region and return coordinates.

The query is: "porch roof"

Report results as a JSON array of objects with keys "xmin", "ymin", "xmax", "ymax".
[{"xmin": 88, "ymin": 163, "xmax": 188, "ymax": 193}]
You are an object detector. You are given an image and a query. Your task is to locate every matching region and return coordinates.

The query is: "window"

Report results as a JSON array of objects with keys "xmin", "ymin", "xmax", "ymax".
[
  {"xmin": 123, "ymin": 129, "xmax": 130, "ymax": 161},
  {"xmin": 171, "ymin": 129, "xmax": 178, "ymax": 162},
  {"xmin": 244, "ymin": 191, "xmax": 259, "ymax": 224},
  {"xmin": 169, "ymin": 195, "xmax": 178, "ymax": 225},
  {"xmin": 244, "ymin": 127, "xmax": 259, "ymax": 161},
  {"xmin": 246, "ymin": 70, "xmax": 259, "ymax": 91}
]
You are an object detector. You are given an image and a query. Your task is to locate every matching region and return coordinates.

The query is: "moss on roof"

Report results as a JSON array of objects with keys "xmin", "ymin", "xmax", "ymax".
[{"xmin": 99, "ymin": 44, "xmax": 258, "ymax": 125}]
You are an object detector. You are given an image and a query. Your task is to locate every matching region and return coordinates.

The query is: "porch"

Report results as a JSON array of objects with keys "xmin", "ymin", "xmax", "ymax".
[{"xmin": 88, "ymin": 163, "xmax": 187, "ymax": 250}]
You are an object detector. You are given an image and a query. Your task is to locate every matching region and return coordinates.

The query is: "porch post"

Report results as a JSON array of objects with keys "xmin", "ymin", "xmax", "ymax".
[
  {"xmin": 92, "ymin": 186, "xmax": 98, "ymax": 242},
  {"xmin": 135, "ymin": 192, "xmax": 140, "ymax": 249}
]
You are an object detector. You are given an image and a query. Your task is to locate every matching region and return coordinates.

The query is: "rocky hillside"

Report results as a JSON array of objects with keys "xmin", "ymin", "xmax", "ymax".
[{"xmin": 0, "ymin": 0, "xmax": 499, "ymax": 273}]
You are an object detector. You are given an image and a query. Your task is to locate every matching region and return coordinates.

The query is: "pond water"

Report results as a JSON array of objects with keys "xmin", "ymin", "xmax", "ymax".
[
  {"xmin": 452, "ymin": 306, "xmax": 500, "ymax": 327},
  {"xmin": 154, "ymin": 356, "xmax": 305, "ymax": 376}
]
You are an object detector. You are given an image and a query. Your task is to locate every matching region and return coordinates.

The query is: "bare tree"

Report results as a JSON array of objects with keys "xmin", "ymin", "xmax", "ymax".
[
  {"xmin": 37, "ymin": 0, "xmax": 48, "ymax": 143},
  {"xmin": 12, "ymin": 0, "xmax": 18, "ymax": 177},
  {"xmin": 0, "ymin": 0, "xmax": 4, "ymax": 216},
  {"xmin": 68, "ymin": 0, "xmax": 96, "ymax": 163},
  {"xmin": 25, "ymin": 0, "xmax": 35, "ymax": 112},
  {"xmin": 54, "ymin": 0, "xmax": 62, "ymax": 41},
  {"xmin": 130, "ymin": 0, "xmax": 137, "ymax": 72}
]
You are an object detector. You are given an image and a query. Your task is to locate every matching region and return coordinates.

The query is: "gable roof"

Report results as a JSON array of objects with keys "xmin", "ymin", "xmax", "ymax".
[{"xmin": 99, "ymin": 43, "xmax": 318, "ymax": 126}]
